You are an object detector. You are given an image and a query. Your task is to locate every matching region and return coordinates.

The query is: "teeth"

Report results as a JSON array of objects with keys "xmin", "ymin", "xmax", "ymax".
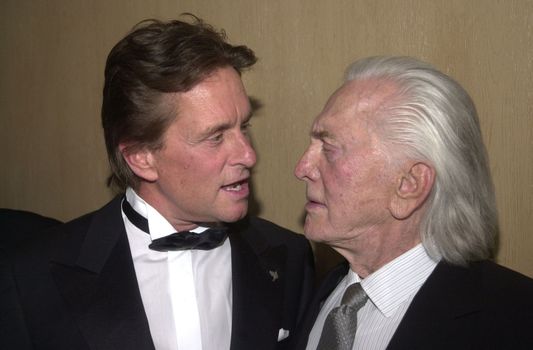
[{"xmin": 225, "ymin": 184, "xmax": 242, "ymax": 191}]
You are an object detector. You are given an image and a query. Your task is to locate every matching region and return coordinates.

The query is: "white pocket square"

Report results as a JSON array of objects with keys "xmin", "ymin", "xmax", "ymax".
[{"xmin": 277, "ymin": 328, "xmax": 290, "ymax": 341}]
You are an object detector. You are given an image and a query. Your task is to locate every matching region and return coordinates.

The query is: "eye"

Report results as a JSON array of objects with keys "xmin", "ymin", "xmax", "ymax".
[
  {"xmin": 241, "ymin": 122, "xmax": 251, "ymax": 135},
  {"xmin": 207, "ymin": 133, "xmax": 224, "ymax": 144},
  {"xmin": 322, "ymin": 143, "xmax": 334, "ymax": 153},
  {"xmin": 322, "ymin": 143, "xmax": 337, "ymax": 160}
]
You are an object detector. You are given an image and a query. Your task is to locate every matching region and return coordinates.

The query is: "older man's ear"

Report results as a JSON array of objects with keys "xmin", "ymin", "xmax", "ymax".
[{"xmin": 389, "ymin": 162, "xmax": 435, "ymax": 220}]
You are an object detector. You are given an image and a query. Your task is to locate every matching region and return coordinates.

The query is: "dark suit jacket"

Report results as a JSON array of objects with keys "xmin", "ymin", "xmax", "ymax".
[
  {"xmin": 0, "ymin": 208, "xmax": 63, "ymax": 348},
  {"xmin": 0, "ymin": 208, "xmax": 62, "ymax": 247},
  {"xmin": 293, "ymin": 259, "xmax": 533, "ymax": 350},
  {"xmin": 1, "ymin": 197, "xmax": 314, "ymax": 350}
]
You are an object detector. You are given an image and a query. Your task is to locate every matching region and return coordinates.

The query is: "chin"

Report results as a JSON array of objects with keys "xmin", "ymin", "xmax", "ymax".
[
  {"xmin": 219, "ymin": 208, "xmax": 248, "ymax": 223},
  {"xmin": 303, "ymin": 218, "xmax": 330, "ymax": 243},
  {"xmin": 303, "ymin": 223, "xmax": 319, "ymax": 241}
]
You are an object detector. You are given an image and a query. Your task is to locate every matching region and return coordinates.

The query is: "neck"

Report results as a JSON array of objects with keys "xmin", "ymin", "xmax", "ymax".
[
  {"xmin": 331, "ymin": 220, "xmax": 421, "ymax": 278},
  {"xmin": 133, "ymin": 186, "xmax": 200, "ymax": 233}
]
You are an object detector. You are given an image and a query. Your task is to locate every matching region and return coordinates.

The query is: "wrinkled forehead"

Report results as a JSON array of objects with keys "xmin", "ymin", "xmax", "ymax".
[
  {"xmin": 326, "ymin": 78, "xmax": 399, "ymax": 118},
  {"xmin": 310, "ymin": 78, "xmax": 400, "ymax": 141}
]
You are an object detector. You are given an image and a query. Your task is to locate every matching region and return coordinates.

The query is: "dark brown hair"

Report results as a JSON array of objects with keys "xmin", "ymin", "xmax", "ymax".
[{"xmin": 102, "ymin": 14, "xmax": 257, "ymax": 191}]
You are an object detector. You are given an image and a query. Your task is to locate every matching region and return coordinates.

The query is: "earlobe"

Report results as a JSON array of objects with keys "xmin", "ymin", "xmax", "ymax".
[
  {"xmin": 119, "ymin": 143, "xmax": 158, "ymax": 182},
  {"xmin": 389, "ymin": 162, "xmax": 435, "ymax": 220}
]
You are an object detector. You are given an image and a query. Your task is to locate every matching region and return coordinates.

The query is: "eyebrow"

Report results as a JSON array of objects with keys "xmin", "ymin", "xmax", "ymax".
[{"xmin": 310, "ymin": 129, "xmax": 331, "ymax": 140}]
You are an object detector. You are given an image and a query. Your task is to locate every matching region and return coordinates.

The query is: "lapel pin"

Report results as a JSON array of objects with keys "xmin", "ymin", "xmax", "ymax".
[{"xmin": 269, "ymin": 270, "xmax": 279, "ymax": 282}]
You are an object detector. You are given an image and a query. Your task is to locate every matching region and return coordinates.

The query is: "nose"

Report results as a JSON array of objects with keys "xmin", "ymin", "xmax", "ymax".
[
  {"xmin": 294, "ymin": 146, "xmax": 316, "ymax": 181},
  {"xmin": 235, "ymin": 133, "xmax": 257, "ymax": 168}
]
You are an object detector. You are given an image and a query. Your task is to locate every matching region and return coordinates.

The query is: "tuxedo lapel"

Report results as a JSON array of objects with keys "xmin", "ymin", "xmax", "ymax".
[
  {"xmin": 50, "ymin": 197, "xmax": 155, "ymax": 350},
  {"xmin": 386, "ymin": 262, "xmax": 482, "ymax": 349},
  {"xmin": 228, "ymin": 221, "xmax": 286, "ymax": 350}
]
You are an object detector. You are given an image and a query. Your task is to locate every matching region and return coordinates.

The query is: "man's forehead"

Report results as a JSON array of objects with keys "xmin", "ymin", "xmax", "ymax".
[
  {"xmin": 317, "ymin": 79, "xmax": 398, "ymax": 124},
  {"xmin": 311, "ymin": 115, "xmax": 334, "ymax": 136},
  {"xmin": 342, "ymin": 78, "xmax": 397, "ymax": 111}
]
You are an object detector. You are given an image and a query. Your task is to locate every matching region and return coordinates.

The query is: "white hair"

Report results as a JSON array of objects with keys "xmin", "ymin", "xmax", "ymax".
[{"xmin": 345, "ymin": 56, "xmax": 498, "ymax": 265}]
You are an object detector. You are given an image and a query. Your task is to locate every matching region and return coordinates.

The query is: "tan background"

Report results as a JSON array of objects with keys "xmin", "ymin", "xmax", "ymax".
[{"xmin": 1, "ymin": 0, "xmax": 532, "ymax": 278}]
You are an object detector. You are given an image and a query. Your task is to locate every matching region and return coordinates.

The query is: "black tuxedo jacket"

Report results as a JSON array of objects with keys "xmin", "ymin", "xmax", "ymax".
[
  {"xmin": 293, "ymin": 259, "xmax": 533, "ymax": 350},
  {"xmin": 1, "ymin": 197, "xmax": 314, "ymax": 350}
]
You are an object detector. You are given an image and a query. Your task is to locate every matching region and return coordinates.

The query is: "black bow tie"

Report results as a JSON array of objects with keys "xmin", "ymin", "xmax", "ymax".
[{"xmin": 122, "ymin": 198, "xmax": 228, "ymax": 252}]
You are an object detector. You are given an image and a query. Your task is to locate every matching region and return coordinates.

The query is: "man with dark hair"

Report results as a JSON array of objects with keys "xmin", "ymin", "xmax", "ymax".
[
  {"xmin": 293, "ymin": 56, "xmax": 533, "ymax": 349},
  {"xmin": 2, "ymin": 16, "xmax": 313, "ymax": 350}
]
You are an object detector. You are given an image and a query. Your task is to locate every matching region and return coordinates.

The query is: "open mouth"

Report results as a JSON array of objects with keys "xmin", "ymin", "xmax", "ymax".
[{"xmin": 222, "ymin": 179, "xmax": 248, "ymax": 192}]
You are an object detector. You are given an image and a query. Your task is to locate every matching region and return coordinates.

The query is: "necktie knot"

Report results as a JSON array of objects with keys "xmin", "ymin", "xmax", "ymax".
[
  {"xmin": 317, "ymin": 282, "xmax": 368, "ymax": 350},
  {"xmin": 341, "ymin": 282, "xmax": 368, "ymax": 310}
]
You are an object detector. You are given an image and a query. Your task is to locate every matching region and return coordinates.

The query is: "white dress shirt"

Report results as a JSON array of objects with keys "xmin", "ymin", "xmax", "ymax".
[
  {"xmin": 306, "ymin": 244, "xmax": 438, "ymax": 350},
  {"xmin": 122, "ymin": 188, "xmax": 232, "ymax": 350}
]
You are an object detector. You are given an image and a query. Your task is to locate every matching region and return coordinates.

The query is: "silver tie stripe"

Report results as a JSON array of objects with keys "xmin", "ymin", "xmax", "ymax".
[{"xmin": 317, "ymin": 283, "xmax": 368, "ymax": 350}]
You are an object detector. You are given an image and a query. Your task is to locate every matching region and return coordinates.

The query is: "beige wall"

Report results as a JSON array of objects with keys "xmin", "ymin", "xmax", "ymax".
[{"xmin": 1, "ymin": 0, "xmax": 532, "ymax": 277}]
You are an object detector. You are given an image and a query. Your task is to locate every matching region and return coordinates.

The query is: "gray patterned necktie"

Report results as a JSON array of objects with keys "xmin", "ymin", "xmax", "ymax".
[{"xmin": 317, "ymin": 282, "xmax": 368, "ymax": 350}]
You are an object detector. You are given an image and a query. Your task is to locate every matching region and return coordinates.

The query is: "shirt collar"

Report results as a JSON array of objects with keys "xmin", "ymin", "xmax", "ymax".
[
  {"xmin": 351, "ymin": 244, "xmax": 438, "ymax": 317},
  {"xmin": 125, "ymin": 187, "xmax": 207, "ymax": 240}
]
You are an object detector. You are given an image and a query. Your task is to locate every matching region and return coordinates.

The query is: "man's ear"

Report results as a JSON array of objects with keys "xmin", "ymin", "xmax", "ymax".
[
  {"xmin": 389, "ymin": 162, "xmax": 435, "ymax": 220},
  {"xmin": 119, "ymin": 143, "xmax": 158, "ymax": 182}
]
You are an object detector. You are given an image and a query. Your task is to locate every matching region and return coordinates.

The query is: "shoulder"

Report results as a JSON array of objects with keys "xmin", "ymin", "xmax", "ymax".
[
  {"xmin": 432, "ymin": 260, "xmax": 533, "ymax": 318},
  {"xmin": 0, "ymin": 208, "xmax": 62, "ymax": 233},
  {"xmin": 8, "ymin": 197, "xmax": 122, "ymax": 263},
  {"xmin": 472, "ymin": 261, "xmax": 533, "ymax": 345},
  {"xmin": 473, "ymin": 260, "xmax": 533, "ymax": 301},
  {"xmin": 432, "ymin": 260, "xmax": 533, "ymax": 296}
]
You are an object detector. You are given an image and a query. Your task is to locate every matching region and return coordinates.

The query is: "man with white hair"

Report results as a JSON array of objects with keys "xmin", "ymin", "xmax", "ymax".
[{"xmin": 293, "ymin": 56, "xmax": 533, "ymax": 350}]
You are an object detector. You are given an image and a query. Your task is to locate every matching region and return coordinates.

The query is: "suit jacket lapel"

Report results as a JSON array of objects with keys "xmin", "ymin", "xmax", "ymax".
[
  {"xmin": 50, "ymin": 197, "xmax": 155, "ymax": 350},
  {"xmin": 386, "ymin": 261, "xmax": 482, "ymax": 349},
  {"xmin": 228, "ymin": 220, "xmax": 286, "ymax": 350},
  {"xmin": 293, "ymin": 262, "xmax": 348, "ymax": 350}
]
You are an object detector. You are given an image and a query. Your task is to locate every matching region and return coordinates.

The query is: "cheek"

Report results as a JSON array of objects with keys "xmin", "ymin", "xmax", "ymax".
[
  {"xmin": 323, "ymin": 158, "xmax": 379, "ymax": 212},
  {"xmin": 168, "ymin": 150, "xmax": 193, "ymax": 170},
  {"xmin": 181, "ymin": 158, "xmax": 191, "ymax": 170},
  {"xmin": 324, "ymin": 159, "xmax": 357, "ymax": 193},
  {"xmin": 173, "ymin": 151, "xmax": 206, "ymax": 173},
  {"xmin": 158, "ymin": 153, "xmax": 200, "ymax": 188}
]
